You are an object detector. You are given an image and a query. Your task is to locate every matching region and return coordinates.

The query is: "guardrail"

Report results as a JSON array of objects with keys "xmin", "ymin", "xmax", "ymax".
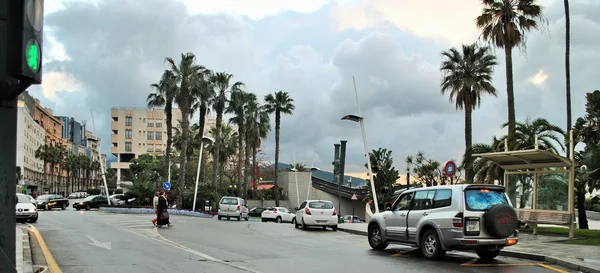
[{"xmin": 311, "ymin": 176, "xmax": 369, "ymax": 199}]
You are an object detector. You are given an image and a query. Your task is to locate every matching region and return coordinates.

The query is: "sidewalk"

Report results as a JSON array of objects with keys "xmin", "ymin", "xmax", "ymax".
[
  {"xmin": 15, "ymin": 227, "xmax": 33, "ymax": 273},
  {"xmin": 338, "ymin": 223, "xmax": 600, "ymax": 273}
]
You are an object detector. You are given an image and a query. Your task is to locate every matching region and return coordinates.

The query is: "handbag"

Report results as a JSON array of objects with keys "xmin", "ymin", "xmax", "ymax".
[{"xmin": 161, "ymin": 210, "xmax": 169, "ymax": 219}]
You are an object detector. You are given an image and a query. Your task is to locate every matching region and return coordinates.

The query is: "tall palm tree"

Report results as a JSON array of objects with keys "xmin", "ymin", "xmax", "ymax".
[
  {"xmin": 227, "ymin": 89, "xmax": 253, "ymax": 194},
  {"xmin": 476, "ymin": 0, "xmax": 546, "ymax": 135},
  {"xmin": 91, "ymin": 161, "xmax": 101, "ymax": 188},
  {"xmin": 210, "ymin": 72, "xmax": 244, "ymax": 190},
  {"xmin": 264, "ymin": 91, "xmax": 295, "ymax": 206},
  {"xmin": 246, "ymin": 102, "xmax": 271, "ymax": 192},
  {"xmin": 35, "ymin": 145, "xmax": 52, "ymax": 193},
  {"xmin": 64, "ymin": 154, "xmax": 79, "ymax": 195},
  {"xmin": 148, "ymin": 69, "xmax": 177, "ymax": 182},
  {"xmin": 440, "ymin": 43, "xmax": 498, "ymax": 179},
  {"xmin": 564, "ymin": 0, "xmax": 572, "ymax": 157},
  {"xmin": 166, "ymin": 53, "xmax": 203, "ymax": 208},
  {"xmin": 191, "ymin": 69, "xmax": 215, "ymax": 184},
  {"xmin": 208, "ymin": 123, "xmax": 239, "ymax": 187},
  {"xmin": 463, "ymin": 136, "xmax": 506, "ymax": 185},
  {"xmin": 503, "ymin": 117, "xmax": 565, "ymax": 153}
]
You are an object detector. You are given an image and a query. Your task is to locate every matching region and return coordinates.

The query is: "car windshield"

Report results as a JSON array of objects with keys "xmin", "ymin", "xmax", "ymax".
[
  {"xmin": 464, "ymin": 188, "xmax": 508, "ymax": 211},
  {"xmin": 83, "ymin": 196, "xmax": 96, "ymax": 202},
  {"xmin": 37, "ymin": 195, "xmax": 51, "ymax": 200},
  {"xmin": 220, "ymin": 198, "xmax": 238, "ymax": 205},
  {"xmin": 17, "ymin": 195, "xmax": 29, "ymax": 203},
  {"xmin": 308, "ymin": 201, "xmax": 334, "ymax": 209}
]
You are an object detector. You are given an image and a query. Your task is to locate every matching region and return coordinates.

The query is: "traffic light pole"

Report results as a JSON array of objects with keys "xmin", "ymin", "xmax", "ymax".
[{"xmin": 0, "ymin": 97, "xmax": 18, "ymax": 273}]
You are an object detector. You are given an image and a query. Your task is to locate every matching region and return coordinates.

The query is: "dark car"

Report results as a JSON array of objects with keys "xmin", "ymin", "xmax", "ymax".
[
  {"xmin": 36, "ymin": 194, "xmax": 69, "ymax": 210},
  {"xmin": 248, "ymin": 207, "xmax": 267, "ymax": 217},
  {"xmin": 73, "ymin": 195, "xmax": 108, "ymax": 210}
]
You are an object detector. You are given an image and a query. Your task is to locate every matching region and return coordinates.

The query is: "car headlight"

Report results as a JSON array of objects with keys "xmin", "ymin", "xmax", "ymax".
[{"xmin": 79, "ymin": 202, "xmax": 84, "ymax": 205}]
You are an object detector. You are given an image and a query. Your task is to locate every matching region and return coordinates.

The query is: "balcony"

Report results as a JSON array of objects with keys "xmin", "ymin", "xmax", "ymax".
[
  {"xmin": 111, "ymin": 134, "xmax": 118, "ymax": 143},
  {"xmin": 110, "ymin": 146, "xmax": 119, "ymax": 155},
  {"xmin": 111, "ymin": 121, "xmax": 119, "ymax": 131},
  {"xmin": 110, "ymin": 162, "xmax": 131, "ymax": 169}
]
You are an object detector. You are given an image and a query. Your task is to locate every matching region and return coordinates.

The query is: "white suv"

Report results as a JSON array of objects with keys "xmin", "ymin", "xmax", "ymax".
[
  {"xmin": 367, "ymin": 184, "xmax": 519, "ymax": 260},
  {"xmin": 294, "ymin": 200, "xmax": 338, "ymax": 231}
]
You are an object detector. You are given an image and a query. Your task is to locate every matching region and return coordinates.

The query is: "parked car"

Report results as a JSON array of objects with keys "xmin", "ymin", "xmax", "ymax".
[
  {"xmin": 68, "ymin": 192, "xmax": 88, "ymax": 199},
  {"xmin": 341, "ymin": 215, "xmax": 365, "ymax": 223},
  {"xmin": 16, "ymin": 194, "xmax": 38, "ymax": 223},
  {"xmin": 73, "ymin": 195, "xmax": 108, "ymax": 210},
  {"xmin": 367, "ymin": 184, "xmax": 519, "ymax": 260},
  {"xmin": 261, "ymin": 207, "xmax": 295, "ymax": 223},
  {"xmin": 294, "ymin": 200, "xmax": 338, "ymax": 230},
  {"xmin": 109, "ymin": 194, "xmax": 127, "ymax": 205},
  {"xmin": 217, "ymin": 196, "xmax": 249, "ymax": 221},
  {"xmin": 248, "ymin": 207, "xmax": 267, "ymax": 217},
  {"xmin": 36, "ymin": 194, "xmax": 69, "ymax": 210}
]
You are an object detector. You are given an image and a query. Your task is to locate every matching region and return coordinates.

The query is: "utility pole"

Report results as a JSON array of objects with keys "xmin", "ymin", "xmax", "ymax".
[
  {"xmin": 1, "ymin": 0, "xmax": 44, "ymax": 271},
  {"xmin": 332, "ymin": 144, "xmax": 340, "ymax": 220},
  {"xmin": 338, "ymin": 140, "xmax": 347, "ymax": 217}
]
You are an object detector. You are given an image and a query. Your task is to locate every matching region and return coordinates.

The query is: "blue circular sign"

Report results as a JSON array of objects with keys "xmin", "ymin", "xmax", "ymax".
[
  {"xmin": 444, "ymin": 161, "xmax": 457, "ymax": 177},
  {"xmin": 163, "ymin": 182, "xmax": 171, "ymax": 190}
]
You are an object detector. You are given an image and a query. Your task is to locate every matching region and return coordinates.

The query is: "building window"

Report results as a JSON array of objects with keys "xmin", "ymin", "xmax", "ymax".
[
  {"xmin": 155, "ymin": 131, "xmax": 162, "ymax": 140},
  {"xmin": 156, "ymin": 122, "xmax": 162, "ymax": 128},
  {"xmin": 147, "ymin": 131, "xmax": 154, "ymax": 140},
  {"xmin": 125, "ymin": 116, "xmax": 132, "ymax": 126},
  {"xmin": 147, "ymin": 144, "xmax": 154, "ymax": 152},
  {"xmin": 147, "ymin": 122, "xmax": 154, "ymax": 127},
  {"xmin": 125, "ymin": 129, "xmax": 132, "ymax": 139},
  {"xmin": 125, "ymin": 142, "xmax": 132, "ymax": 152}
]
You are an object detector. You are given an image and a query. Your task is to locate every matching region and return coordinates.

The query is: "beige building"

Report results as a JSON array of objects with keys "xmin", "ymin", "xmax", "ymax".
[
  {"xmin": 86, "ymin": 130, "xmax": 105, "ymax": 178},
  {"xmin": 16, "ymin": 99, "xmax": 45, "ymax": 194},
  {"xmin": 110, "ymin": 107, "xmax": 183, "ymax": 184}
]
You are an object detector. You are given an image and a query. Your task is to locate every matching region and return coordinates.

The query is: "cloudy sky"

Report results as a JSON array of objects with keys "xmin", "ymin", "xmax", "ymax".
[{"xmin": 29, "ymin": 0, "xmax": 600, "ymax": 175}]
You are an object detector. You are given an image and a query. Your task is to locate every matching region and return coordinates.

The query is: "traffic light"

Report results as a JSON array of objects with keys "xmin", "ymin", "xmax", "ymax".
[{"xmin": 7, "ymin": 0, "xmax": 44, "ymax": 84}]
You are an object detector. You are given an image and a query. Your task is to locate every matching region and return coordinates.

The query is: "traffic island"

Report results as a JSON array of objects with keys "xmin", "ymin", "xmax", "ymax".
[{"xmin": 98, "ymin": 207, "xmax": 215, "ymax": 218}]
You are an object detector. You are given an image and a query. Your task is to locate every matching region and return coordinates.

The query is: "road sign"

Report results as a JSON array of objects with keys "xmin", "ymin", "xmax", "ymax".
[
  {"xmin": 162, "ymin": 182, "xmax": 171, "ymax": 191},
  {"xmin": 444, "ymin": 161, "xmax": 457, "ymax": 177},
  {"xmin": 351, "ymin": 194, "xmax": 358, "ymax": 200}
]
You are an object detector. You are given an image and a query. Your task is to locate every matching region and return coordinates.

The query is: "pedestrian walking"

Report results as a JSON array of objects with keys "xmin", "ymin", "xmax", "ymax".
[
  {"xmin": 156, "ymin": 192, "xmax": 172, "ymax": 228},
  {"xmin": 151, "ymin": 191, "xmax": 159, "ymax": 226}
]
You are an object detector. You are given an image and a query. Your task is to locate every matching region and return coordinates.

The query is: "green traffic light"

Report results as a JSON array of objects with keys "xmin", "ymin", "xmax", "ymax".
[{"xmin": 25, "ymin": 39, "xmax": 41, "ymax": 73}]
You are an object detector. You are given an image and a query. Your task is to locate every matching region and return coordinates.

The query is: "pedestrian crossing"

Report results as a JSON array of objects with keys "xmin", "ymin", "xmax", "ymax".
[{"xmin": 96, "ymin": 214, "xmax": 160, "ymax": 230}]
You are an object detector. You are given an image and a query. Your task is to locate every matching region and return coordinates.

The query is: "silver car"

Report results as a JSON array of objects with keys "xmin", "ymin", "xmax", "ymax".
[
  {"xmin": 367, "ymin": 184, "xmax": 519, "ymax": 260},
  {"xmin": 217, "ymin": 196, "xmax": 249, "ymax": 221}
]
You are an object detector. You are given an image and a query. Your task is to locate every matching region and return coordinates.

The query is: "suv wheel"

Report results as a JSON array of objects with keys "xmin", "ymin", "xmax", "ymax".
[
  {"xmin": 420, "ymin": 229, "xmax": 446, "ymax": 260},
  {"xmin": 476, "ymin": 249, "xmax": 500, "ymax": 260},
  {"xmin": 368, "ymin": 224, "xmax": 388, "ymax": 250}
]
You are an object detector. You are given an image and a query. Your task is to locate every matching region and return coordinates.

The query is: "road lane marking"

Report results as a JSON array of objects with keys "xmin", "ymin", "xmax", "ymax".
[
  {"xmin": 27, "ymin": 224, "xmax": 63, "ymax": 273},
  {"xmin": 391, "ymin": 253, "xmax": 403, "ymax": 257},
  {"xmin": 537, "ymin": 264, "xmax": 570, "ymax": 273},
  {"xmin": 461, "ymin": 263, "xmax": 539, "ymax": 266}
]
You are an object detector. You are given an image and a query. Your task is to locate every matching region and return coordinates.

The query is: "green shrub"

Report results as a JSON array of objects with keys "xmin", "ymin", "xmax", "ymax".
[{"xmin": 592, "ymin": 204, "xmax": 600, "ymax": 212}]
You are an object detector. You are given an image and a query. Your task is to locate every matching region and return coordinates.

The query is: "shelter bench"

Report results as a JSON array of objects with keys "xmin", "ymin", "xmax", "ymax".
[{"xmin": 516, "ymin": 209, "xmax": 572, "ymax": 235}]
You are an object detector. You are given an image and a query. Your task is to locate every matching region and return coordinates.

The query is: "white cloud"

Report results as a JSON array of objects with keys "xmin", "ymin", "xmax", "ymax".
[
  {"xmin": 39, "ymin": 72, "xmax": 81, "ymax": 100},
  {"xmin": 178, "ymin": 0, "xmax": 349, "ymax": 19},
  {"xmin": 529, "ymin": 70, "xmax": 549, "ymax": 85}
]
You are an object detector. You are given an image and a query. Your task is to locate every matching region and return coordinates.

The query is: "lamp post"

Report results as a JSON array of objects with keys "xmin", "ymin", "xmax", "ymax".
[{"xmin": 193, "ymin": 136, "xmax": 214, "ymax": 212}]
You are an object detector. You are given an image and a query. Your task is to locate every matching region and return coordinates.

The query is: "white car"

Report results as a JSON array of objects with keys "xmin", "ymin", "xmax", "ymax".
[
  {"xmin": 294, "ymin": 200, "xmax": 338, "ymax": 231},
  {"xmin": 261, "ymin": 207, "xmax": 295, "ymax": 223},
  {"xmin": 16, "ymin": 194, "xmax": 38, "ymax": 223}
]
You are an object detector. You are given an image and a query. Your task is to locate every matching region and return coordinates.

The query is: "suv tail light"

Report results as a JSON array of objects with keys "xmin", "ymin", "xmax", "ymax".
[
  {"xmin": 305, "ymin": 208, "xmax": 311, "ymax": 215},
  {"xmin": 236, "ymin": 205, "xmax": 240, "ymax": 211},
  {"xmin": 332, "ymin": 209, "xmax": 337, "ymax": 216},
  {"xmin": 453, "ymin": 212, "xmax": 464, "ymax": 228}
]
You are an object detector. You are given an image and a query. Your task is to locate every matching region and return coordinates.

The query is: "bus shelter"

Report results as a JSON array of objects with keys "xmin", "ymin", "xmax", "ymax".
[{"xmin": 472, "ymin": 134, "xmax": 576, "ymax": 239}]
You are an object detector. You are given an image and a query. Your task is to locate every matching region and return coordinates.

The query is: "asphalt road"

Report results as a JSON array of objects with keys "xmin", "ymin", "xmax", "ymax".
[{"xmin": 21, "ymin": 205, "xmax": 577, "ymax": 273}]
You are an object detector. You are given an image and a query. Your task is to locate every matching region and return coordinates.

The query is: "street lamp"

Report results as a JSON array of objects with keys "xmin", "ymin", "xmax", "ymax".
[
  {"xmin": 341, "ymin": 113, "xmax": 379, "ymax": 213},
  {"xmin": 290, "ymin": 167, "xmax": 301, "ymax": 208},
  {"xmin": 193, "ymin": 136, "xmax": 215, "ymax": 212}
]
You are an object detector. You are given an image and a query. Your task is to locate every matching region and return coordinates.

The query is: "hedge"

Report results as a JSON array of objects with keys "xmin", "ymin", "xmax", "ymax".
[{"xmin": 98, "ymin": 206, "xmax": 215, "ymax": 218}]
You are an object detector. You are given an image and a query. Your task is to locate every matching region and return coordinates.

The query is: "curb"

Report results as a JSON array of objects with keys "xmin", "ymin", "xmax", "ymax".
[
  {"xmin": 337, "ymin": 227, "xmax": 600, "ymax": 273},
  {"xmin": 28, "ymin": 225, "xmax": 62, "ymax": 273},
  {"xmin": 20, "ymin": 228, "xmax": 33, "ymax": 273},
  {"xmin": 98, "ymin": 207, "xmax": 215, "ymax": 218}
]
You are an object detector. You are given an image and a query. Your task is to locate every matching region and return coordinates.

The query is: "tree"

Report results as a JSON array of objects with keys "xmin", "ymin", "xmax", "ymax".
[
  {"xmin": 573, "ymin": 90, "xmax": 600, "ymax": 229},
  {"xmin": 227, "ymin": 89, "xmax": 253, "ymax": 195},
  {"xmin": 406, "ymin": 152, "xmax": 447, "ymax": 187},
  {"xmin": 264, "ymin": 91, "xmax": 295, "ymax": 206},
  {"xmin": 190, "ymin": 68, "xmax": 215, "ymax": 186},
  {"xmin": 35, "ymin": 144, "xmax": 52, "ymax": 193},
  {"xmin": 363, "ymin": 148, "xmax": 400, "ymax": 210},
  {"xmin": 210, "ymin": 72, "xmax": 244, "ymax": 192},
  {"xmin": 166, "ymin": 53, "xmax": 204, "ymax": 209},
  {"xmin": 440, "ymin": 43, "xmax": 498, "ymax": 179},
  {"xmin": 476, "ymin": 0, "xmax": 547, "ymax": 135},
  {"xmin": 463, "ymin": 136, "xmax": 506, "ymax": 184},
  {"xmin": 246, "ymin": 102, "xmax": 271, "ymax": 192},
  {"xmin": 147, "ymin": 69, "xmax": 177, "ymax": 182},
  {"xmin": 207, "ymin": 123, "xmax": 238, "ymax": 188}
]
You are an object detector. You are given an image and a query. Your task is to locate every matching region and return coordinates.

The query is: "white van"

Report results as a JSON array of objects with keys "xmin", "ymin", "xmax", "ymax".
[{"xmin": 218, "ymin": 196, "xmax": 249, "ymax": 221}]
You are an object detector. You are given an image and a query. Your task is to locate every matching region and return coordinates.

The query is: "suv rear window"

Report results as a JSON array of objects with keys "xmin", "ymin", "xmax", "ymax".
[
  {"xmin": 308, "ymin": 201, "xmax": 333, "ymax": 209},
  {"xmin": 464, "ymin": 188, "xmax": 508, "ymax": 211},
  {"xmin": 220, "ymin": 198, "xmax": 238, "ymax": 205}
]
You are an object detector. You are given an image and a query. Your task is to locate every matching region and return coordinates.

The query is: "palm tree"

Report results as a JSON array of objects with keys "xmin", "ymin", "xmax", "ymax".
[
  {"xmin": 166, "ymin": 53, "xmax": 204, "ymax": 208},
  {"xmin": 564, "ymin": 0, "xmax": 572, "ymax": 157},
  {"xmin": 463, "ymin": 136, "xmax": 506, "ymax": 185},
  {"xmin": 227, "ymin": 89, "xmax": 253, "ymax": 194},
  {"xmin": 64, "ymin": 154, "xmax": 79, "ymax": 195},
  {"xmin": 35, "ymin": 145, "xmax": 52, "ymax": 193},
  {"xmin": 264, "ymin": 91, "xmax": 295, "ymax": 206},
  {"xmin": 246, "ymin": 102, "xmax": 271, "ymax": 192},
  {"xmin": 440, "ymin": 43, "xmax": 498, "ymax": 179},
  {"xmin": 503, "ymin": 117, "xmax": 565, "ymax": 153},
  {"xmin": 210, "ymin": 72, "xmax": 244, "ymax": 190},
  {"xmin": 190, "ymin": 69, "xmax": 215, "ymax": 184},
  {"xmin": 208, "ymin": 123, "xmax": 239, "ymax": 188},
  {"xmin": 148, "ymin": 69, "xmax": 178, "ymax": 182},
  {"xmin": 476, "ymin": 0, "xmax": 546, "ymax": 135},
  {"xmin": 91, "ymin": 161, "xmax": 101, "ymax": 188}
]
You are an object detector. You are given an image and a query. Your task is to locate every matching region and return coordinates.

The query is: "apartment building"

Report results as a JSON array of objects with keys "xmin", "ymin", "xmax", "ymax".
[
  {"xmin": 86, "ymin": 130, "xmax": 107, "ymax": 178},
  {"xmin": 15, "ymin": 96, "xmax": 45, "ymax": 194},
  {"xmin": 110, "ymin": 107, "xmax": 183, "ymax": 184},
  {"xmin": 56, "ymin": 116, "xmax": 88, "ymax": 156}
]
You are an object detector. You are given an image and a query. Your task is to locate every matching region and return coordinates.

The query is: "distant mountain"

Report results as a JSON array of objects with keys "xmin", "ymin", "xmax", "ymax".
[{"xmin": 266, "ymin": 162, "xmax": 368, "ymax": 187}]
